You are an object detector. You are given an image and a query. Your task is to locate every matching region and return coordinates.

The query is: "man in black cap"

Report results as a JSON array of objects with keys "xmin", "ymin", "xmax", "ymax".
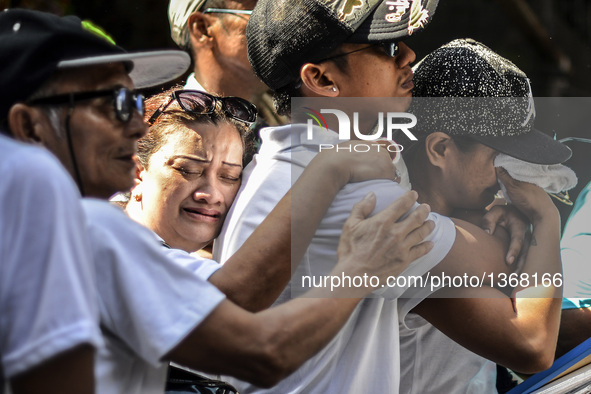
[
  {"xmin": 0, "ymin": 8, "xmax": 188, "ymax": 393},
  {"xmin": 397, "ymin": 38, "xmax": 572, "ymax": 394},
  {"xmin": 0, "ymin": 8, "xmax": 162, "ymax": 393},
  {"xmin": 215, "ymin": 1, "xmax": 567, "ymax": 392},
  {"xmin": 214, "ymin": 1, "xmax": 457, "ymax": 393},
  {"xmin": 1, "ymin": 8, "xmax": 433, "ymax": 392}
]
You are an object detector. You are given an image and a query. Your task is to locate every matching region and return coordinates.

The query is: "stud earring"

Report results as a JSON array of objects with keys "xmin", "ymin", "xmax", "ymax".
[
  {"xmin": 332, "ymin": 87, "xmax": 338, "ymax": 92},
  {"xmin": 134, "ymin": 193, "xmax": 142, "ymax": 202}
]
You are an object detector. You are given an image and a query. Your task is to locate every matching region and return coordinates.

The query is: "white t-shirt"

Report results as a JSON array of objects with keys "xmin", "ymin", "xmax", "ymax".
[
  {"xmin": 81, "ymin": 199, "xmax": 226, "ymax": 394},
  {"xmin": 151, "ymin": 233, "xmax": 222, "ymax": 281},
  {"xmin": 214, "ymin": 124, "xmax": 456, "ymax": 393},
  {"xmin": 0, "ymin": 135, "xmax": 102, "ymax": 393},
  {"xmin": 399, "ymin": 313, "xmax": 497, "ymax": 394},
  {"xmin": 185, "ymin": 73, "xmax": 206, "ymax": 91}
]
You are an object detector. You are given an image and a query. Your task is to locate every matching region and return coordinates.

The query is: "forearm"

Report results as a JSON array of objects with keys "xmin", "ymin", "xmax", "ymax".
[
  {"xmin": 168, "ymin": 293, "xmax": 361, "ymax": 388},
  {"xmin": 250, "ymin": 291, "xmax": 362, "ymax": 382},
  {"xmin": 507, "ymin": 210, "xmax": 563, "ymax": 369},
  {"xmin": 494, "ymin": 170, "xmax": 563, "ymax": 296},
  {"xmin": 416, "ymin": 289, "xmax": 557, "ymax": 373},
  {"xmin": 419, "ymin": 211, "xmax": 561, "ymax": 373},
  {"xmin": 211, "ymin": 157, "xmax": 350, "ymax": 312},
  {"xmin": 515, "ymin": 209, "xmax": 562, "ymax": 295}
]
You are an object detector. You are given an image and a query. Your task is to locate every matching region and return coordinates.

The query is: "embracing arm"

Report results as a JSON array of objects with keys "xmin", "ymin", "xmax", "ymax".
[
  {"xmin": 209, "ymin": 142, "xmax": 402, "ymax": 311},
  {"xmin": 415, "ymin": 286, "xmax": 560, "ymax": 373},
  {"xmin": 167, "ymin": 292, "xmax": 360, "ymax": 387},
  {"xmin": 415, "ymin": 169, "xmax": 562, "ymax": 373},
  {"xmin": 167, "ymin": 192, "xmax": 434, "ymax": 387}
]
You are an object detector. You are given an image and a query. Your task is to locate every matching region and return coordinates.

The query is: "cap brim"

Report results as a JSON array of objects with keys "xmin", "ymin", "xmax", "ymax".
[
  {"xmin": 348, "ymin": 0, "xmax": 438, "ymax": 43},
  {"xmin": 472, "ymin": 129, "xmax": 572, "ymax": 165},
  {"xmin": 57, "ymin": 50, "xmax": 191, "ymax": 89}
]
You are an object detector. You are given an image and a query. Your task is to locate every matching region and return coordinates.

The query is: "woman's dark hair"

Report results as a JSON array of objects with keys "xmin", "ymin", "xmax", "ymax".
[{"xmin": 139, "ymin": 86, "xmax": 256, "ymax": 169}]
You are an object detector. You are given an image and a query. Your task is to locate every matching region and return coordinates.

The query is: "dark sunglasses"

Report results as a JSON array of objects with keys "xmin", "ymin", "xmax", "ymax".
[
  {"xmin": 147, "ymin": 90, "xmax": 257, "ymax": 126},
  {"xmin": 27, "ymin": 87, "xmax": 145, "ymax": 123},
  {"xmin": 202, "ymin": 8, "xmax": 253, "ymax": 16},
  {"xmin": 319, "ymin": 42, "xmax": 399, "ymax": 63}
]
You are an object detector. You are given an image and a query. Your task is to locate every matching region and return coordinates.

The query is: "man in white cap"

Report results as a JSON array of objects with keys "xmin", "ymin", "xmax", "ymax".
[{"xmin": 168, "ymin": 0, "xmax": 284, "ymax": 127}]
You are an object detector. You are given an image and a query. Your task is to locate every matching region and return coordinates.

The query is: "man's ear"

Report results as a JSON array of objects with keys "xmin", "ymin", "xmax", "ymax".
[
  {"xmin": 300, "ymin": 62, "xmax": 340, "ymax": 97},
  {"xmin": 130, "ymin": 159, "xmax": 145, "ymax": 202},
  {"xmin": 7, "ymin": 103, "xmax": 46, "ymax": 144},
  {"xmin": 134, "ymin": 157, "xmax": 145, "ymax": 183},
  {"xmin": 188, "ymin": 11, "xmax": 213, "ymax": 47},
  {"xmin": 424, "ymin": 132, "xmax": 453, "ymax": 169}
]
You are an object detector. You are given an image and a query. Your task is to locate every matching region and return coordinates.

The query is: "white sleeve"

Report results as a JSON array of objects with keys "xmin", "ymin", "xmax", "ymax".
[
  {"xmin": 285, "ymin": 177, "xmax": 455, "ymax": 327},
  {"xmin": 0, "ymin": 145, "xmax": 102, "ymax": 378},
  {"xmin": 82, "ymin": 199, "xmax": 226, "ymax": 366},
  {"xmin": 166, "ymin": 247, "xmax": 222, "ymax": 281},
  {"xmin": 288, "ymin": 179, "xmax": 456, "ymax": 301}
]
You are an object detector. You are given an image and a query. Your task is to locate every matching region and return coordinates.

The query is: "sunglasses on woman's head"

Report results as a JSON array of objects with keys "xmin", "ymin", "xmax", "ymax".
[{"xmin": 147, "ymin": 90, "xmax": 257, "ymax": 126}]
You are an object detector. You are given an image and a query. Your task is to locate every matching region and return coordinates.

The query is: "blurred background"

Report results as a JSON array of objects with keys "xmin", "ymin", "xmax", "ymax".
[{"xmin": 2, "ymin": 0, "xmax": 591, "ymax": 226}]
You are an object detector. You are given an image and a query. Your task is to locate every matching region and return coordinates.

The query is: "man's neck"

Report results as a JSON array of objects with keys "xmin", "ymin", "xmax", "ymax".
[{"xmin": 192, "ymin": 65, "xmax": 265, "ymax": 102}]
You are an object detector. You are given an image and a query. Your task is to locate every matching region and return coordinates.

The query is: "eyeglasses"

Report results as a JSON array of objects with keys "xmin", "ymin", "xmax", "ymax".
[
  {"xmin": 27, "ymin": 87, "xmax": 145, "ymax": 123},
  {"xmin": 202, "ymin": 8, "xmax": 253, "ymax": 17},
  {"xmin": 318, "ymin": 42, "xmax": 399, "ymax": 63},
  {"xmin": 147, "ymin": 90, "xmax": 257, "ymax": 126}
]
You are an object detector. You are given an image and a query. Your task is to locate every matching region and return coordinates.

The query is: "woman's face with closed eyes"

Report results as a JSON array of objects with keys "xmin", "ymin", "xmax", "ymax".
[{"xmin": 133, "ymin": 120, "xmax": 243, "ymax": 252}]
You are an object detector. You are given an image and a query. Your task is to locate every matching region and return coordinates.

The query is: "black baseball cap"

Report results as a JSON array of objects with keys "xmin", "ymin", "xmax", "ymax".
[
  {"xmin": 0, "ymin": 8, "xmax": 191, "ymax": 122},
  {"xmin": 411, "ymin": 38, "xmax": 571, "ymax": 165},
  {"xmin": 247, "ymin": 0, "xmax": 439, "ymax": 91}
]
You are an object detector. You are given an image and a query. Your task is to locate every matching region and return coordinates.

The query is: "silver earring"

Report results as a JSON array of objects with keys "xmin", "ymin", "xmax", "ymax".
[{"xmin": 332, "ymin": 87, "xmax": 337, "ymax": 92}]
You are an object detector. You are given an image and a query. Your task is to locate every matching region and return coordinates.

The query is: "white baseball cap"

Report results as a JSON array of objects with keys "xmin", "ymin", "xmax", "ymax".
[{"xmin": 168, "ymin": 0, "xmax": 207, "ymax": 47}]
